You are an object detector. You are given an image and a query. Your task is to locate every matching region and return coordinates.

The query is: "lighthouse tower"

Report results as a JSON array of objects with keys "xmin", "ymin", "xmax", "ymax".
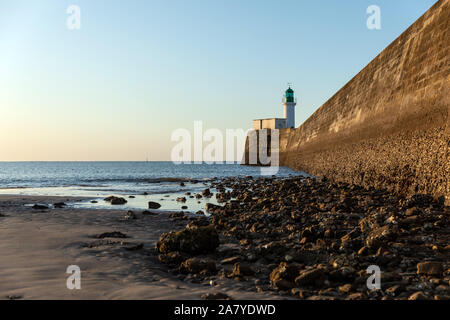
[{"xmin": 283, "ymin": 86, "xmax": 296, "ymax": 128}]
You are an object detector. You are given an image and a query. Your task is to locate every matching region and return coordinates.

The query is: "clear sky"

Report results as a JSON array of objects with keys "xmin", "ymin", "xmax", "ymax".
[{"xmin": 0, "ymin": 0, "xmax": 438, "ymax": 161}]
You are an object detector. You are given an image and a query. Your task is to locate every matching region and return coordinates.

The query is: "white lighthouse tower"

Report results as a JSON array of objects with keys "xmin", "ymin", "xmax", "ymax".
[{"xmin": 283, "ymin": 86, "xmax": 296, "ymax": 128}]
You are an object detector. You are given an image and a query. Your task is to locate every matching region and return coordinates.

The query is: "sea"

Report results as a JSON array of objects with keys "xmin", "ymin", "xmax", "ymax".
[{"xmin": 0, "ymin": 162, "xmax": 307, "ymax": 212}]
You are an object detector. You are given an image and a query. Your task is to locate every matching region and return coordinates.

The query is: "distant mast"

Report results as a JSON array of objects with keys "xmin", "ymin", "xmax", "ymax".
[{"xmin": 283, "ymin": 85, "xmax": 297, "ymax": 129}]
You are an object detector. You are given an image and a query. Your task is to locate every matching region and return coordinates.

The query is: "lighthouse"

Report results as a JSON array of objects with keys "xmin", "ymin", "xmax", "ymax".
[
  {"xmin": 253, "ymin": 86, "xmax": 297, "ymax": 130},
  {"xmin": 283, "ymin": 87, "xmax": 296, "ymax": 129}
]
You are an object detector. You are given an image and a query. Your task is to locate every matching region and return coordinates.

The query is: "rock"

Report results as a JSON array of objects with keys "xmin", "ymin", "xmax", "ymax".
[
  {"xmin": 181, "ymin": 206, "xmax": 188, "ymax": 210},
  {"xmin": 176, "ymin": 197, "xmax": 187, "ymax": 202},
  {"xmin": 365, "ymin": 225, "xmax": 397, "ymax": 248},
  {"xmin": 148, "ymin": 201, "xmax": 161, "ymax": 209},
  {"xmin": 142, "ymin": 210, "xmax": 158, "ymax": 215},
  {"xmin": 196, "ymin": 210, "xmax": 205, "ymax": 215},
  {"xmin": 405, "ymin": 207, "xmax": 420, "ymax": 216},
  {"xmin": 90, "ymin": 200, "xmax": 98, "ymax": 203},
  {"xmin": 220, "ymin": 256, "xmax": 240, "ymax": 265},
  {"xmin": 294, "ymin": 268, "xmax": 326, "ymax": 287},
  {"xmin": 408, "ymin": 291, "xmax": 428, "ymax": 300},
  {"xmin": 32, "ymin": 204, "xmax": 49, "ymax": 210},
  {"xmin": 123, "ymin": 243, "xmax": 143, "ymax": 251},
  {"xmin": 96, "ymin": 231, "xmax": 128, "ymax": 239},
  {"xmin": 179, "ymin": 257, "xmax": 216, "ymax": 274},
  {"xmin": 358, "ymin": 246, "xmax": 369, "ymax": 256},
  {"xmin": 201, "ymin": 292, "xmax": 232, "ymax": 300},
  {"xmin": 338, "ymin": 284, "xmax": 353, "ymax": 294},
  {"xmin": 169, "ymin": 211, "xmax": 186, "ymax": 220},
  {"xmin": 205, "ymin": 203, "xmax": 222, "ymax": 213},
  {"xmin": 270, "ymin": 262, "xmax": 302, "ymax": 290},
  {"xmin": 346, "ymin": 293, "xmax": 365, "ymax": 300},
  {"xmin": 417, "ymin": 261, "xmax": 444, "ymax": 277},
  {"xmin": 158, "ymin": 251, "xmax": 188, "ymax": 266},
  {"xmin": 232, "ymin": 263, "xmax": 254, "ymax": 277},
  {"xmin": 186, "ymin": 216, "xmax": 210, "ymax": 229},
  {"xmin": 385, "ymin": 284, "xmax": 404, "ymax": 296},
  {"xmin": 53, "ymin": 202, "xmax": 66, "ymax": 208},
  {"xmin": 180, "ymin": 182, "xmax": 185, "ymax": 187},
  {"xmin": 104, "ymin": 196, "xmax": 127, "ymax": 205},
  {"xmin": 124, "ymin": 211, "xmax": 137, "ymax": 220},
  {"xmin": 202, "ymin": 189, "xmax": 211, "ymax": 197},
  {"xmin": 129, "ymin": 196, "xmax": 135, "ymax": 198},
  {"xmin": 156, "ymin": 225, "xmax": 220, "ymax": 255}
]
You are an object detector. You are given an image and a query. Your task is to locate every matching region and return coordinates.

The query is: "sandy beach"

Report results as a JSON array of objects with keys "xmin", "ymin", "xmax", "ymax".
[{"xmin": 0, "ymin": 194, "xmax": 281, "ymax": 300}]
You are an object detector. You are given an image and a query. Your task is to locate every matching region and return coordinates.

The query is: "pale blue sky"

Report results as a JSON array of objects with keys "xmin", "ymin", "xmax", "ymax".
[{"xmin": 0, "ymin": 0, "xmax": 438, "ymax": 160}]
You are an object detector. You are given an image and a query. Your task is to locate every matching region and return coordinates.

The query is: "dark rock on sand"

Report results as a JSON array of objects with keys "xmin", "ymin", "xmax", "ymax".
[
  {"xmin": 158, "ymin": 251, "xmax": 189, "ymax": 266},
  {"xmin": 124, "ymin": 211, "xmax": 137, "ymax": 220},
  {"xmin": 179, "ymin": 257, "xmax": 216, "ymax": 274},
  {"xmin": 53, "ymin": 202, "xmax": 66, "ymax": 208},
  {"xmin": 201, "ymin": 292, "xmax": 232, "ymax": 300},
  {"xmin": 96, "ymin": 231, "xmax": 128, "ymax": 239},
  {"xmin": 104, "ymin": 196, "xmax": 127, "ymax": 205},
  {"xmin": 123, "ymin": 243, "xmax": 144, "ymax": 251},
  {"xmin": 32, "ymin": 204, "xmax": 49, "ymax": 210},
  {"xmin": 142, "ymin": 210, "xmax": 158, "ymax": 215},
  {"xmin": 148, "ymin": 201, "xmax": 161, "ymax": 209},
  {"xmin": 156, "ymin": 225, "xmax": 219, "ymax": 255}
]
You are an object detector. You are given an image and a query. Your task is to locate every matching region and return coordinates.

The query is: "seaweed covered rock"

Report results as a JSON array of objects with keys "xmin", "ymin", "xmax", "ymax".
[{"xmin": 156, "ymin": 225, "xmax": 220, "ymax": 255}]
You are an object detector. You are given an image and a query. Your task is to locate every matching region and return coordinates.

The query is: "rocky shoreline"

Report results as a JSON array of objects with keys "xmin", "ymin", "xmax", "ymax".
[{"xmin": 156, "ymin": 176, "xmax": 450, "ymax": 300}]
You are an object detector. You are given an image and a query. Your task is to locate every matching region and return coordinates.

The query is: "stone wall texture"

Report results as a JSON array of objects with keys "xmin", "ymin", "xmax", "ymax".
[{"xmin": 247, "ymin": 0, "xmax": 450, "ymax": 204}]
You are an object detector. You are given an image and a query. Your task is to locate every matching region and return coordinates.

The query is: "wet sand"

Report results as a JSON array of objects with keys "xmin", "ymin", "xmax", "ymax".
[{"xmin": 0, "ymin": 195, "xmax": 280, "ymax": 300}]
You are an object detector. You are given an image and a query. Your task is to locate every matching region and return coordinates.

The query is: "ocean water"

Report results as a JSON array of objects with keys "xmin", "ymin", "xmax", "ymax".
[{"xmin": 0, "ymin": 162, "xmax": 306, "ymax": 212}]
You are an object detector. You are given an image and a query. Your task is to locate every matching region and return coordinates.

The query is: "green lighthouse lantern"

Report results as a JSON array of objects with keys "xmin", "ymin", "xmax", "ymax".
[{"xmin": 285, "ymin": 87, "xmax": 294, "ymax": 103}]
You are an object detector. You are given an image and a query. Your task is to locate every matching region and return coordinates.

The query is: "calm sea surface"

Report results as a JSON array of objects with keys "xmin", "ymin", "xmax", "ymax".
[{"xmin": 0, "ymin": 162, "xmax": 307, "ymax": 212}]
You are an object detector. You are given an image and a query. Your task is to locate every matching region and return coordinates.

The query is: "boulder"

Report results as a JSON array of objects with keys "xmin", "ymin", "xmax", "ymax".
[
  {"xmin": 408, "ymin": 291, "xmax": 428, "ymax": 300},
  {"xmin": 53, "ymin": 202, "xmax": 66, "ymax": 208},
  {"xmin": 205, "ymin": 203, "xmax": 222, "ymax": 213},
  {"xmin": 32, "ymin": 204, "xmax": 49, "ymax": 210},
  {"xmin": 231, "ymin": 262, "xmax": 254, "ymax": 277},
  {"xmin": 142, "ymin": 210, "xmax": 158, "ymax": 215},
  {"xmin": 158, "ymin": 251, "xmax": 188, "ymax": 266},
  {"xmin": 96, "ymin": 231, "xmax": 128, "ymax": 239},
  {"xmin": 294, "ymin": 268, "xmax": 326, "ymax": 287},
  {"xmin": 124, "ymin": 211, "xmax": 137, "ymax": 220},
  {"xmin": 269, "ymin": 262, "xmax": 302, "ymax": 290},
  {"xmin": 365, "ymin": 225, "xmax": 397, "ymax": 248},
  {"xmin": 104, "ymin": 196, "xmax": 127, "ymax": 205},
  {"xmin": 148, "ymin": 201, "xmax": 161, "ymax": 209},
  {"xmin": 156, "ymin": 225, "xmax": 220, "ymax": 255},
  {"xmin": 179, "ymin": 257, "xmax": 216, "ymax": 274},
  {"xmin": 417, "ymin": 261, "xmax": 443, "ymax": 277},
  {"xmin": 201, "ymin": 292, "xmax": 232, "ymax": 300}
]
